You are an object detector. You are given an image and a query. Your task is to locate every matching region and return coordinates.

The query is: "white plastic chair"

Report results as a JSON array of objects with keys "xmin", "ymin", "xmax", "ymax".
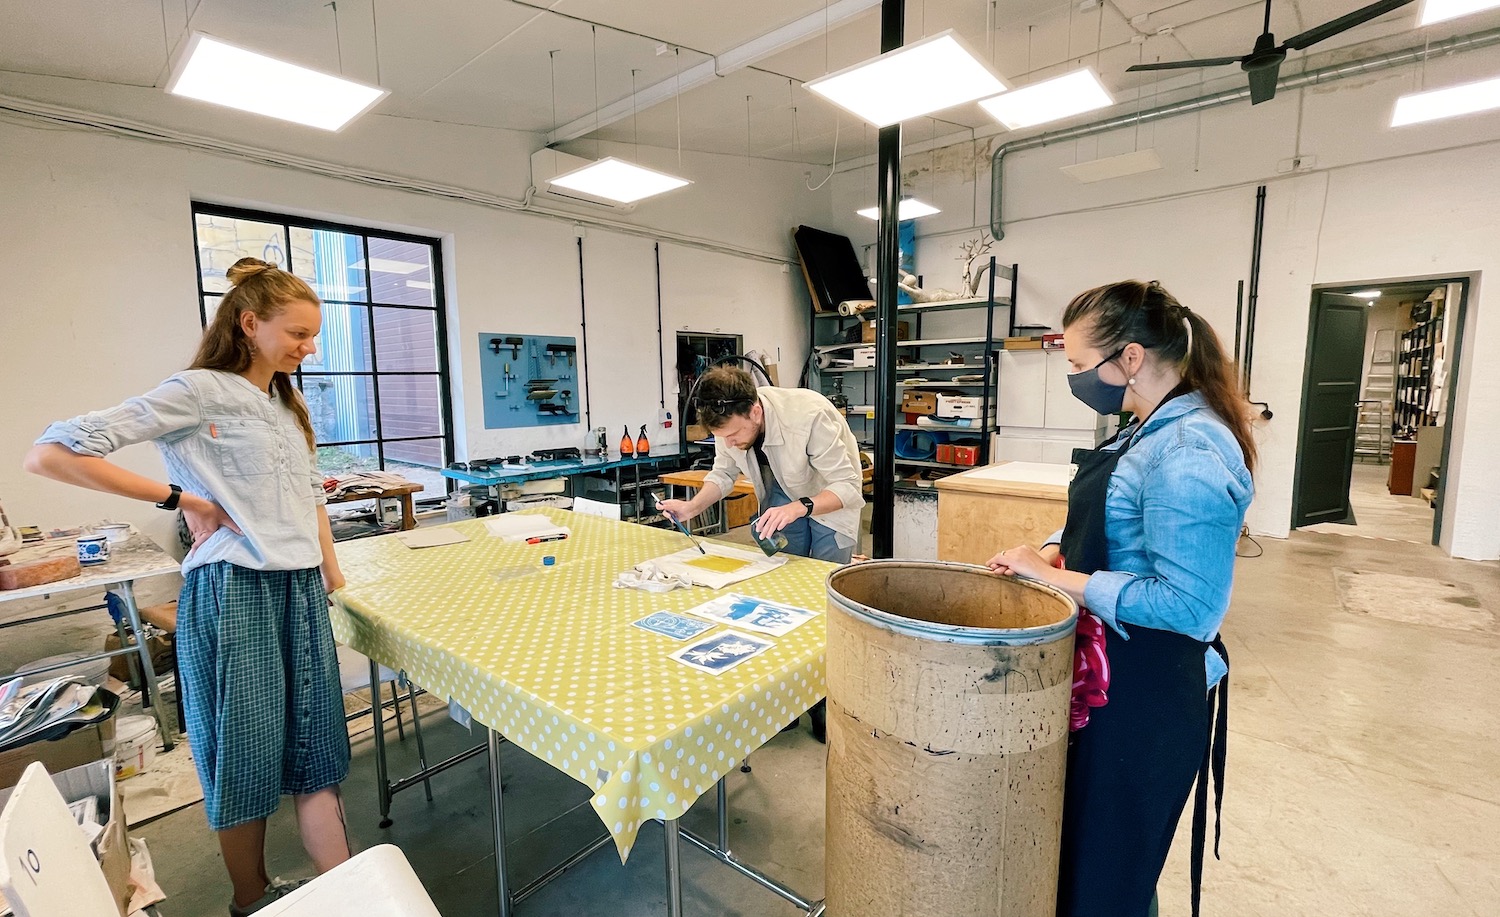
[
  {"xmin": 0, "ymin": 762, "xmax": 117, "ymax": 917},
  {"xmin": 255, "ymin": 845, "xmax": 441, "ymax": 917}
]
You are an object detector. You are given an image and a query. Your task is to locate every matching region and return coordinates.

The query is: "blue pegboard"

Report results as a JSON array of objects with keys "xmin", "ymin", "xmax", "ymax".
[{"xmin": 478, "ymin": 333, "xmax": 582, "ymax": 429}]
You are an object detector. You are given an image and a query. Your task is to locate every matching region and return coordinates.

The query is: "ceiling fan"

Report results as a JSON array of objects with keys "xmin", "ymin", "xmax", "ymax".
[{"xmin": 1126, "ymin": 0, "xmax": 1416, "ymax": 104}]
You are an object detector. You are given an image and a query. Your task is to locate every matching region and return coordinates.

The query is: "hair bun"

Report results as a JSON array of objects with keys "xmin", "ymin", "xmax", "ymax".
[{"xmin": 225, "ymin": 257, "xmax": 279, "ymax": 286}]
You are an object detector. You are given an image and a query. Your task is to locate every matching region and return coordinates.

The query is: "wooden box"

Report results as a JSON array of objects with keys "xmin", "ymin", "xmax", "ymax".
[{"xmin": 935, "ymin": 461, "xmax": 1072, "ymax": 565}]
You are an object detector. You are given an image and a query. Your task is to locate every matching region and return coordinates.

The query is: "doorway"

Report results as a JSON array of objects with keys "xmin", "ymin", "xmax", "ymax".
[{"xmin": 1293, "ymin": 279, "xmax": 1468, "ymax": 545}]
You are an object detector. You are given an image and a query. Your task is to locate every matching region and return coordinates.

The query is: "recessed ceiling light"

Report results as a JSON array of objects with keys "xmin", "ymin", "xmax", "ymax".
[
  {"xmin": 547, "ymin": 157, "xmax": 692, "ymax": 204},
  {"xmin": 1418, "ymin": 0, "xmax": 1500, "ymax": 26},
  {"xmin": 979, "ymin": 68, "xmax": 1114, "ymax": 130},
  {"xmin": 1392, "ymin": 75, "xmax": 1500, "ymax": 126},
  {"xmin": 856, "ymin": 199, "xmax": 942, "ymax": 220},
  {"xmin": 806, "ymin": 30, "xmax": 1007, "ymax": 127},
  {"xmin": 1353, "ymin": 290, "xmax": 1382, "ymax": 299},
  {"xmin": 1060, "ymin": 148, "xmax": 1163, "ymax": 183},
  {"xmin": 166, "ymin": 32, "xmax": 388, "ymax": 131}
]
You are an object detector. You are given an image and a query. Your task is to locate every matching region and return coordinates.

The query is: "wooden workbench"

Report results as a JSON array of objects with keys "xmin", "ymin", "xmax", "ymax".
[{"xmin": 658, "ymin": 469, "xmax": 758, "ymax": 531}]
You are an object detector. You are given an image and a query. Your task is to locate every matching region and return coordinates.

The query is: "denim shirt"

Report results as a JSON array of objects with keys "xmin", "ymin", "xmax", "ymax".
[
  {"xmin": 36, "ymin": 369, "xmax": 326, "ymax": 575},
  {"xmin": 1075, "ymin": 392, "xmax": 1253, "ymax": 687}
]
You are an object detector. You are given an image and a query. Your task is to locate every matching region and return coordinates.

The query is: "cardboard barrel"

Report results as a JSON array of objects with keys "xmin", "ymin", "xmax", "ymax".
[{"xmin": 825, "ymin": 561, "xmax": 1078, "ymax": 916}]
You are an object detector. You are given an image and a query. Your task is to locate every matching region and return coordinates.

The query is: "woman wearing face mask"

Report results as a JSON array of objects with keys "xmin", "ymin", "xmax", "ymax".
[{"xmin": 987, "ymin": 280, "xmax": 1254, "ymax": 917}]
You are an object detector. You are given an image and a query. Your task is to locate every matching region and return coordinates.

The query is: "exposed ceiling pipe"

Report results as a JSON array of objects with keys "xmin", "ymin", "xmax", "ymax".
[
  {"xmin": 546, "ymin": 0, "xmax": 881, "ymax": 145},
  {"xmin": 990, "ymin": 26, "xmax": 1500, "ymax": 239}
]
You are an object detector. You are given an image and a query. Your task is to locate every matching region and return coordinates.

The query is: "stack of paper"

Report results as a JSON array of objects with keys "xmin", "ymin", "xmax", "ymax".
[
  {"xmin": 0, "ymin": 676, "xmax": 112, "ymax": 752},
  {"xmin": 483, "ymin": 514, "xmax": 572, "ymax": 542}
]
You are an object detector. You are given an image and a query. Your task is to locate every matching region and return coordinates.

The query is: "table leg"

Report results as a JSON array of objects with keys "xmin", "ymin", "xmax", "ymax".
[
  {"xmin": 489, "ymin": 728, "xmax": 513, "ymax": 917},
  {"xmin": 399, "ymin": 494, "xmax": 417, "ymax": 531},
  {"xmin": 112, "ymin": 582, "xmax": 175, "ymax": 751},
  {"xmin": 716, "ymin": 778, "xmax": 729, "ymax": 854},
  {"xmin": 371, "ymin": 658, "xmax": 393, "ymax": 829},
  {"xmin": 664, "ymin": 817, "xmax": 683, "ymax": 917}
]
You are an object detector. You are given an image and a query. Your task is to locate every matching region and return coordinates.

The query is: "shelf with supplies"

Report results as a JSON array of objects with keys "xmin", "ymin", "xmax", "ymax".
[
  {"xmin": 809, "ymin": 257, "xmax": 1018, "ymax": 486},
  {"xmin": 1393, "ymin": 308, "xmax": 1445, "ymax": 436}
]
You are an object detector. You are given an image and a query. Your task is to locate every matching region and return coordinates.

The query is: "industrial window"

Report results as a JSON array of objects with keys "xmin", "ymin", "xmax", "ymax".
[{"xmin": 191, "ymin": 204, "xmax": 454, "ymax": 497}]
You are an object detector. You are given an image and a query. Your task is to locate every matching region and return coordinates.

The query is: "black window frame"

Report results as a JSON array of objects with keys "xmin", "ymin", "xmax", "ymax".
[{"xmin": 189, "ymin": 202, "xmax": 455, "ymax": 489}]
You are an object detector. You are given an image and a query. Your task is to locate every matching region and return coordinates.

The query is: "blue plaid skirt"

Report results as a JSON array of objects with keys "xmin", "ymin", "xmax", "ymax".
[{"xmin": 177, "ymin": 562, "xmax": 350, "ymax": 830}]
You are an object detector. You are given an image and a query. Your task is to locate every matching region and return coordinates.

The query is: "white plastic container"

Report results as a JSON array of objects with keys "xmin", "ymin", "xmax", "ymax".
[
  {"xmin": 16, "ymin": 651, "xmax": 111, "ymax": 688},
  {"xmin": 113, "ymin": 715, "xmax": 158, "ymax": 779}
]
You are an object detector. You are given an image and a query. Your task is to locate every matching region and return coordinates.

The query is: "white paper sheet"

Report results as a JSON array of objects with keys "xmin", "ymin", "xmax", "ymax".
[{"xmin": 482, "ymin": 515, "xmax": 572, "ymax": 541}]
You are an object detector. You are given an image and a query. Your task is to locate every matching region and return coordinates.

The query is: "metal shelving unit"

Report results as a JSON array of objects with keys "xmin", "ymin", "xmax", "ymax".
[{"xmin": 809, "ymin": 258, "xmax": 1018, "ymax": 487}]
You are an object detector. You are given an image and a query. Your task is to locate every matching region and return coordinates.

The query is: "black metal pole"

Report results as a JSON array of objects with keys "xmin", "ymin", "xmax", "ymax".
[
  {"xmin": 1244, "ymin": 185, "xmax": 1266, "ymax": 395},
  {"xmin": 870, "ymin": 0, "xmax": 904, "ymax": 559},
  {"xmin": 655, "ymin": 242, "xmax": 666, "ymax": 410},
  {"xmin": 1234, "ymin": 279, "xmax": 1245, "ymax": 369},
  {"xmin": 577, "ymin": 237, "xmax": 592, "ymax": 428}
]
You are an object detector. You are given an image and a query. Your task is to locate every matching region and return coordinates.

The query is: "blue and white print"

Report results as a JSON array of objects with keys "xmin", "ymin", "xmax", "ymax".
[
  {"xmin": 632, "ymin": 611, "xmax": 714, "ymax": 641},
  {"xmin": 669, "ymin": 630, "xmax": 774, "ymax": 675}
]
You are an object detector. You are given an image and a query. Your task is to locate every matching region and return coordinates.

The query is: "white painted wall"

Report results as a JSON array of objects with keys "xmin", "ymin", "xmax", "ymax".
[
  {"xmin": 828, "ymin": 43, "xmax": 1500, "ymax": 560},
  {"xmin": 0, "ymin": 76, "xmax": 828, "ymax": 550}
]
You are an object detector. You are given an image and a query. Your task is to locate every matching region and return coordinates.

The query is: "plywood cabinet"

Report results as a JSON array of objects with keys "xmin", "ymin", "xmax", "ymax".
[{"xmin": 934, "ymin": 461, "xmax": 1072, "ymax": 565}]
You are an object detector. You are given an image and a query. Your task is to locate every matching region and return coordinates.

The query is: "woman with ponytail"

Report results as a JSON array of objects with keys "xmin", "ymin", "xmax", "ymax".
[
  {"xmin": 25, "ymin": 257, "xmax": 350, "ymax": 915},
  {"xmin": 986, "ymin": 280, "xmax": 1254, "ymax": 917}
]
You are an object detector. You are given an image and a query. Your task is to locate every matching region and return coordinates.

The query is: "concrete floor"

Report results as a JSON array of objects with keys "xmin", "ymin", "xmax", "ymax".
[
  {"xmin": 1302, "ymin": 462, "xmax": 1438, "ymax": 545},
  {"xmin": 9, "ymin": 526, "xmax": 1499, "ymax": 916}
]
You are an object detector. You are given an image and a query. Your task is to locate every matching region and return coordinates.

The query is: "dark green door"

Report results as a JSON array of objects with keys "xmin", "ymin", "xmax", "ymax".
[{"xmin": 1293, "ymin": 293, "xmax": 1370, "ymax": 528}]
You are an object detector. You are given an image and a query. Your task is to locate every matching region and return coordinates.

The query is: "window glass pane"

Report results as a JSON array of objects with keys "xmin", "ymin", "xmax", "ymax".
[
  {"xmin": 315, "ymin": 442, "xmax": 379, "ymax": 476},
  {"xmin": 377, "ymin": 375, "xmax": 443, "ymax": 440},
  {"xmin": 202, "ymin": 295, "xmax": 223, "ymax": 327},
  {"xmin": 373, "ymin": 308, "xmax": 438, "ymax": 372},
  {"xmin": 195, "ymin": 213, "xmax": 289, "ymax": 293},
  {"xmin": 367, "ymin": 238, "xmax": 435, "ymax": 306},
  {"xmin": 303, "ymin": 303, "xmax": 372, "ymax": 373},
  {"xmin": 301, "ymin": 374, "xmax": 376, "ymax": 442},
  {"xmin": 384, "ymin": 438, "xmax": 445, "ymax": 474},
  {"xmin": 290, "ymin": 226, "xmax": 368, "ymax": 303}
]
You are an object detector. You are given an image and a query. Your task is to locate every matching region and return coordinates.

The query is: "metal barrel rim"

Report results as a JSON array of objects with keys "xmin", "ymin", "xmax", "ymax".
[{"xmin": 826, "ymin": 559, "xmax": 1078, "ymax": 646}]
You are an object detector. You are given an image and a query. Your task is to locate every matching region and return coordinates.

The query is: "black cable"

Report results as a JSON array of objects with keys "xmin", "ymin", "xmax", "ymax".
[
  {"xmin": 1236, "ymin": 530, "xmax": 1264, "ymax": 558},
  {"xmin": 576, "ymin": 237, "xmax": 592, "ymax": 428},
  {"xmin": 654, "ymin": 242, "xmax": 665, "ymax": 409}
]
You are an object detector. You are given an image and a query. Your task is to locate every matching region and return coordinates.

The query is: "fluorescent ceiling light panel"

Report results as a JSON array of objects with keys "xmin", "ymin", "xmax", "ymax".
[
  {"xmin": 1418, "ymin": 0, "xmax": 1500, "ymax": 25},
  {"xmin": 1391, "ymin": 75, "xmax": 1500, "ymax": 126},
  {"xmin": 806, "ymin": 30, "xmax": 1007, "ymax": 127},
  {"xmin": 405, "ymin": 280, "xmax": 435, "ymax": 290},
  {"xmin": 548, "ymin": 157, "xmax": 691, "ymax": 204},
  {"xmin": 166, "ymin": 33, "xmax": 388, "ymax": 131},
  {"xmin": 980, "ymin": 68, "xmax": 1114, "ymax": 130},
  {"xmin": 1060, "ymin": 148, "xmax": 1163, "ymax": 183},
  {"xmin": 1353, "ymin": 290, "xmax": 1382, "ymax": 299},
  {"xmin": 354, "ymin": 258, "xmax": 425, "ymax": 275},
  {"xmin": 856, "ymin": 199, "xmax": 942, "ymax": 220}
]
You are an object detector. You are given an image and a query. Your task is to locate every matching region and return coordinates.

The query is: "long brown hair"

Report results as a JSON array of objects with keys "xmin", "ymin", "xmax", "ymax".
[
  {"xmin": 190, "ymin": 257, "xmax": 319, "ymax": 451},
  {"xmin": 1063, "ymin": 280, "xmax": 1257, "ymax": 473}
]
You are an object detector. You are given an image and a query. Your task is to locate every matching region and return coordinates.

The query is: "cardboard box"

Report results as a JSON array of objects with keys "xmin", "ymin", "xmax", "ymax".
[
  {"xmin": 862, "ymin": 320, "xmax": 911, "ymax": 343},
  {"xmin": 937, "ymin": 394, "xmax": 985, "ymax": 419},
  {"xmin": 952, "ymin": 444, "xmax": 981, "ymax": 466},
  {"xmin": 901, "ymin": 391, "xmax": 939, "ymax": 415},
  {"xmin": 1003, "ymin": 336, "xmax": 1045, "ymax": 350},
  {"xmin": 0, "ymin": 758, "xmax": 131, "ymax": 916},
  {"xmin": 0, "ymin": 722, "xmax": 107, "ymax": 790},
  {"xmin": 1042, "ymin": 333, "xmax": 1065, "ymax": 349},
  {"xmin": 851, "ymin": 347, "xmax": 876, "ymax": 368},
  {"xmin": 935, "ymin": 443, "xmax": 955, "ymax": 464}
]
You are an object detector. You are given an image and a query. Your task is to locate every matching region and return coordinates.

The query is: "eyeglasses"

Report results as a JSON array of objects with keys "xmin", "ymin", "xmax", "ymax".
[{"xmin": 698, "ymin": 398, "xmax": 753, "ymax": 413}]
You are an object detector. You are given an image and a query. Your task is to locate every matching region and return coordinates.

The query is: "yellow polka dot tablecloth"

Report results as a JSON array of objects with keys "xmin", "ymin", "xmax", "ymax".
[{"xmin": 328, "ymin": 508, "xmax": 832, "ymax": 862}]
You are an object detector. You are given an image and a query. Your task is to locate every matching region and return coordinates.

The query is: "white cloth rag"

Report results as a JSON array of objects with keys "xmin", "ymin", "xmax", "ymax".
[{"xmin": 613, "ymin": 562, "xmax": 691, "ymax": 593}]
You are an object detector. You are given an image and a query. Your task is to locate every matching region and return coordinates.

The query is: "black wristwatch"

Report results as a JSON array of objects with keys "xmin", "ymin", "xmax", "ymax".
[
  {"xmin": 156, "ymin": 484, "xmax": 182, "ymax": 511},
  {"xmin": 798, "ymin": 496, "xmax": 815, "ymax": 517}
]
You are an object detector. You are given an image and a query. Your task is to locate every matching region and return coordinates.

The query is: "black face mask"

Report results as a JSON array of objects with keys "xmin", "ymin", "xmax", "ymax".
[{"xmin": 1066, "ymin": 346, "xmax": 1129, "ymax": 415}]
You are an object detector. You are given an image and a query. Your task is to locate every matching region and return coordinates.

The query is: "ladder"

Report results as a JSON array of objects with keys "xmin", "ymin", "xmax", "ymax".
[{"xmin": 1354, "ymin": 399, "xmax": 1391, "ymax": 464}]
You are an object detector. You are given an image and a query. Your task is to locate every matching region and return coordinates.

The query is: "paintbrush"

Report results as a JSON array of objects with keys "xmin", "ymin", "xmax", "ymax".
[{"xmin": 656, "ymin": 501, "xmax": 706, "ymax": 554}]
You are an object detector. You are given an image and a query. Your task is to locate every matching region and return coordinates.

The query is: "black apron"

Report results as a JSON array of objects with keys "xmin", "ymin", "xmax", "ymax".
[{"xmin": 1055, "ymin": 403, "xmax": 1229, "ymax": 917}]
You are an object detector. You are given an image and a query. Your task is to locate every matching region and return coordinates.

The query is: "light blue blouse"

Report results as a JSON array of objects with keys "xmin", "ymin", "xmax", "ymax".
[
  {"xmin": 1067, "ymin": 392, "xmax": 1254, "ymax": 687},
  {"xmin": 36, "ymin": 369, "xmax": 326, "ymax": 575}
]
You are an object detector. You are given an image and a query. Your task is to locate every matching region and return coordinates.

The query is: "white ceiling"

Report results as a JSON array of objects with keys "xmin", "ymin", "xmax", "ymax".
[{"xmin": 2, "ymin": 0, "xmax": 1498, "ymax": 165}]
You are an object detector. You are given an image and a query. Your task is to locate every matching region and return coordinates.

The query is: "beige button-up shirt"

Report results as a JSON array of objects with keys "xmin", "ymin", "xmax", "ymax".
[{"xmin": 702, "ymin": 386, "xmax": 864, "ymax": 542}]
